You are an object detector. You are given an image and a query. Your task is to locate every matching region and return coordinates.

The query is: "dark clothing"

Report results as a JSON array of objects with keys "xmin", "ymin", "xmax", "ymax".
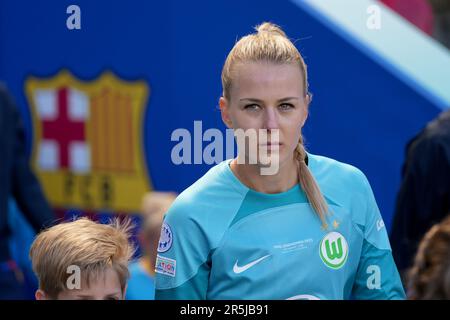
[
  {"xmin": 0, "ymin": 268, "xmax": 26, "ymax": 300},
  {"xmin": 0, "ymin": 83, "xmax": 54, "ymax": 262},
  {"xmin": 0, "ymin": 260, "xmax": 26, "ymax": 299},
  {"xmin": 390, "ymin": 109, "xmax": 450, "ymax": 273}
]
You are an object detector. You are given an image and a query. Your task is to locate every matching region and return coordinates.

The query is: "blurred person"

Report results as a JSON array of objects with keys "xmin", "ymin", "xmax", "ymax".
[
  {"xmin": 155, "ymin": 22, "xmax": 405, "ymax": 300},
  {"xmin": 8, "ymin": 199, "xmax": 39, "ymax": 299},
  {"xmin": 407, "ymin": 214, "xmax": 450, "ymax": 299},
  {"xmin": 381, "ymin": 0, "xmax": 434, "ymax": 35},
  {"xmin": 391, "ymin": 108, "xmax": 450, "ymax": 277},
  {"xmin": 0, "ymin": 83, "xmax": 55, "ymax": 299},
  {"xmin": 29, "ymin": 217, "xmax": 134, "ymax": 300},
  {"xmin": 126, "ymin": 192, "xmax": 176, "ymax": 300},
  {"xmin": 428, "ymin": 0, "xmax": 450, "ymax": 49},
  {"xmin": 379, "ymin": 0, "xmax": 450, "ymax": 49}
]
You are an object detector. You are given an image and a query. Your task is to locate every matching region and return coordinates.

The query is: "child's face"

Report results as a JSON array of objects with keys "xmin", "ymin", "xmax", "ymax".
[{"xmin": 36, "ymin": 267, "xmax": 125, "ymax": 300}]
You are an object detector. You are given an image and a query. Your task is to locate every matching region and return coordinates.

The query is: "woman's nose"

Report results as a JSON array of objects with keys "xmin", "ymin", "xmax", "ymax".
[{"xmin": 263, "ymin": 107, "xmax": 279, "ymax": 130}]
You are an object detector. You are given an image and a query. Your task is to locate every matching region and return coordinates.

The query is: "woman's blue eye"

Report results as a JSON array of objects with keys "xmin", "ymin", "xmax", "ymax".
[
  {"xmin": 244, "ymin": 104, "xmax": 260, "ymax": 111},
  {"xmin": 279, "ymin": 103, "xmax": 294, "ymax": 111}
]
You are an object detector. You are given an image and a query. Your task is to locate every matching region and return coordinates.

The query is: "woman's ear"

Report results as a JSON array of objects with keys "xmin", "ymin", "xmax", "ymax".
[
  {"xmin": 303, "ymin": 108, "xmax": 309, "ymax": 127},
  {"xmin": 301, "ymin": 94, "xmax": 311, "ymax": 127},
  {"xmin": 306, "ymin": 93, "xmax": 312, "ymax": 106},
  {"xmin": 219, "ymin": 97, "xmax": 233, "ymax": 128}
]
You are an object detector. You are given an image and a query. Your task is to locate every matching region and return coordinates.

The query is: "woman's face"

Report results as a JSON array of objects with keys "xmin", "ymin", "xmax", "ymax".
[{"xmin": 220, "ymin": 62, "xmax": 309, "ymax": 170}]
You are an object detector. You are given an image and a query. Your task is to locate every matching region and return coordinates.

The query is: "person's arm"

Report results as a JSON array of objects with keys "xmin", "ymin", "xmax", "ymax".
[
  {"xmin": 389, "ymin": 140, "xmax": 421, "ymax": 274},
  {"xmin": 6, "ymin": 88, "xmax": 55, "ymax": 233},
  {"xmin": 352, "ymin": 174, "xmax": 406, "ymax": 300},
  {"xmin": 390, "ymin": 133, "xmax": 449, "ymax": 273},
  {"xmin": 154, "ymin": 203, "xmax": 211, "ymax": 300}
]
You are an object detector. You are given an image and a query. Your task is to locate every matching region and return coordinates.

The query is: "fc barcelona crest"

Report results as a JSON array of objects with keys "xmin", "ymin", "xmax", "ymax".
[{"xmin": 25, "ymin": 70, "xmax": 152, "ymax": 212}]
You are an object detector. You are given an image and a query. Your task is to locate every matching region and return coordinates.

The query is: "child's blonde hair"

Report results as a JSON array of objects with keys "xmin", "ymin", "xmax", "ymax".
[{"xmin": 29, "ymin": 217, "xmax": 135, "ymax": 299}]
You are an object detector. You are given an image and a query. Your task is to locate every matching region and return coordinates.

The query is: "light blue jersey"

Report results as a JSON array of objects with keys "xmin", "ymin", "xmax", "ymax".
[
  {"xmin": 155, "ymin": 154, "xmax": 406, "ymax": 300},
  {"xmin": 125, "ymin": 260, "xmax": 155, "ymax": 300}
]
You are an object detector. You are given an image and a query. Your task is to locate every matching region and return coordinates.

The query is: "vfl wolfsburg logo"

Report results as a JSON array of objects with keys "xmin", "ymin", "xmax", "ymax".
[{"xmin": 320, "ymin": 232, "xmax": 348, "ymax": 269}]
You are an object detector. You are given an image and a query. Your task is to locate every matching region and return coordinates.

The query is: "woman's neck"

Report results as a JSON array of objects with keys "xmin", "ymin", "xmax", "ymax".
[{"xmin": 230, "ymin": 157, "xmax": 298, "ymax": 194}]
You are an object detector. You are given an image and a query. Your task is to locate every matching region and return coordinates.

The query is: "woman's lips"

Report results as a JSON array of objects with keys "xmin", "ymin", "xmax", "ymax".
[{"xmin": 259, "ymin": 143, "xmax": 282, "ymax": 150}]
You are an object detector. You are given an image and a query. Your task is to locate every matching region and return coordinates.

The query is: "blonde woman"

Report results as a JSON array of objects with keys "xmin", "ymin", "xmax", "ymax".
[{"xmin": 155, "ymin": 22, "xmax": 405, "ymax": 300}]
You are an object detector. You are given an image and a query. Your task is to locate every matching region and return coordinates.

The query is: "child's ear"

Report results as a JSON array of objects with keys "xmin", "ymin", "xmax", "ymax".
[{"xmin": 35, "ymin": 289, "xmax": 49, "ymax": 300}]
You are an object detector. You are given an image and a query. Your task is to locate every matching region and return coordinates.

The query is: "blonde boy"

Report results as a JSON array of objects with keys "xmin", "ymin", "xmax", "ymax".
[{"xmin": 29, "ymin": 217, "xmax": 134, "ymax": 300}]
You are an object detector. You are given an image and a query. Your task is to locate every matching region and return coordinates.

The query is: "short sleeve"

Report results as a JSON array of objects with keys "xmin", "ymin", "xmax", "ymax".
[
  {"xmin": 351, "ymin": 173, "xmax": 406, "ymax": 300},
  {"xmin": 154, "ymin": 201, "xmax": 211, "ymax": 300}
]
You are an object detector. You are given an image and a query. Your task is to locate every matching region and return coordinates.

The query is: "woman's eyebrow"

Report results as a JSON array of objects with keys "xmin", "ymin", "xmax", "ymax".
[
  {"xmin": 239, "ymin": 97, "xmax": 300, "ymax": 102},
  {"xmin": 239, "ymin": 98, "xmax": 263, "ymax": 102},
  {"xmin": 278, "ymin": 97, "xmax": 300, "ymax": 102}
]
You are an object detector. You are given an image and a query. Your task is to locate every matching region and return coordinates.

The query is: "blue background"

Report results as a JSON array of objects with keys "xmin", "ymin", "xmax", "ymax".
[{"xmin": 0, "ymin": 0, "xmax": 443, "ymax": 232}]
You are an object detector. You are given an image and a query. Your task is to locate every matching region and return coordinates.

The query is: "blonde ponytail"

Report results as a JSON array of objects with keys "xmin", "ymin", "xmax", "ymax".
[{"xmin": 295, "ymin": 136, "xmax": 329, "ymax": 228}]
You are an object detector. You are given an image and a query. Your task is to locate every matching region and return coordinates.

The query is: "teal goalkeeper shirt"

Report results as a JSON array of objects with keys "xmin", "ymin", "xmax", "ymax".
[{"xmin": 155, "ymin": 154, "xmax": 406, "ymax": 300}]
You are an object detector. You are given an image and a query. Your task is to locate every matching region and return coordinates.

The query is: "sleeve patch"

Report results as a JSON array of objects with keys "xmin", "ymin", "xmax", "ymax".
[
  {"xmin": 155, "ymin": 255, "xmax": 176, "ymax": 277},
  {"xmin": 158, "ymin": 222, "xmax": 173, "ymax": 253}
]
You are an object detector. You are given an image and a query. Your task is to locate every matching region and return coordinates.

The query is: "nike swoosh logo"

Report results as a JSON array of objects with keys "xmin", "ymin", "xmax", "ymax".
[
  {"xmin": 233, "ymin": 255, "xmax": 270, "ymax": 274},
  {"xmin": 376, "ymin": 219, "xmax": 385, "ymax": 231}
]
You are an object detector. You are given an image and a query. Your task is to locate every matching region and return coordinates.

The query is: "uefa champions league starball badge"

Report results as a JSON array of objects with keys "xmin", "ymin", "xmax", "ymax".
[{"xmin": 158, "ymin": 222, "xmax": 173, "ymax": 253}]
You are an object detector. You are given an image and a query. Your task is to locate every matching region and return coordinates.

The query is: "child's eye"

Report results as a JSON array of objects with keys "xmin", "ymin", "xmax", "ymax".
[
  {"xmin": 244, "ymin": 104, "xmax": 260, "ymax": 111},
  {"xmin": 279, "ymin": 103, "xmax": 294, "ymax": 111},
  {"xmin": 106, "ymin": 296, "xmax": 119, "ymax": 301}
]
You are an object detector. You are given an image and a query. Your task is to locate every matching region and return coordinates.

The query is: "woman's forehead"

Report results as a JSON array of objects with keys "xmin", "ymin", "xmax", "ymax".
[{"xmin": 231, "ymin": 62, "xmax": 304, "ymax": 99}]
